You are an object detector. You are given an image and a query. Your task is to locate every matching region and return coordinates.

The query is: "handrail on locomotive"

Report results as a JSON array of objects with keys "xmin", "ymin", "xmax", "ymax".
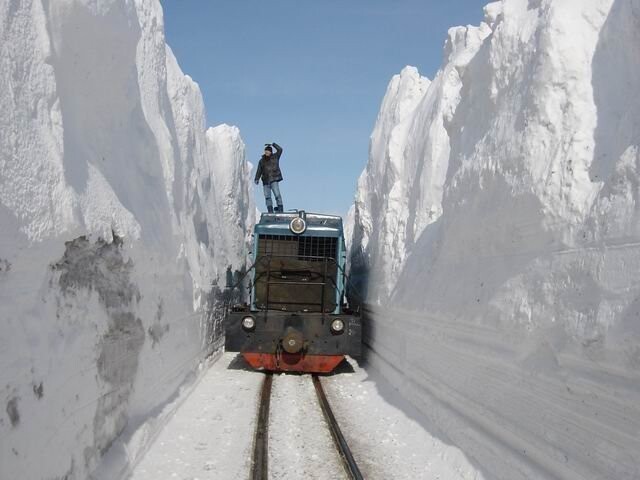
[{"xmin": 224, "ymin": 253, "xmax": 357, "ymax": 314}]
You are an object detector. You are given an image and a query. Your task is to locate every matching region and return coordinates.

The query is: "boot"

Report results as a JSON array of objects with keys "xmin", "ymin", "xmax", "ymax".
[
  {"xmin": 267, "ymin": 206, "xmax": 274, "ymax": 213},
  {"xmin": 274, "ymin": 205, "xmax": 283, "ymax": 213}
]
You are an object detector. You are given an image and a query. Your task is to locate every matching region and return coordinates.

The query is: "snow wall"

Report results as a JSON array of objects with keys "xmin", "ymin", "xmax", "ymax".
[
  {"xmin": 350, "ymin": 1, "xmax": 640, "ymax": 479},
  {"xmin": 0, "ymin": 1, "xmax": 255, "ymax": 479}
]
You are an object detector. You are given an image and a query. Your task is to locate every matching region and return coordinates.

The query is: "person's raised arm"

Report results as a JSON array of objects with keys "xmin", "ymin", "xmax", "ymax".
[{"xmin": 272, "ymin": 142, "xmax": 283, "ymax": 158}]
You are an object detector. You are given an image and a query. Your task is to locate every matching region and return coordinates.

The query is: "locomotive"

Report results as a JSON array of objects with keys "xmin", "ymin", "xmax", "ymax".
[{"xmin": 225, "ymin": 210, "xmax": 361, "ymax": 373}]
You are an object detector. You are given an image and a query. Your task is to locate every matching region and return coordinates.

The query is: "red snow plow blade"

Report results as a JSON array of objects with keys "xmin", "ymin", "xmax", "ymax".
[{"xmin": 242, "ymin": 353, "xmax": 344, "ymax": 373}]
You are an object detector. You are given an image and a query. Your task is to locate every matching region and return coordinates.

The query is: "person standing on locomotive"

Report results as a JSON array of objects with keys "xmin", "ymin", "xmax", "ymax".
[{"xmin": 254, "ymin": 142, "xmax": 284, "ymax": 213}]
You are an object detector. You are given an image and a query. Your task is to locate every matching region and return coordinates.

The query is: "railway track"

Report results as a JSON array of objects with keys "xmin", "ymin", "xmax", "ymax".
[{"xmin": 250, "ymin": 373, "xmax": 364, "ymax": 480}]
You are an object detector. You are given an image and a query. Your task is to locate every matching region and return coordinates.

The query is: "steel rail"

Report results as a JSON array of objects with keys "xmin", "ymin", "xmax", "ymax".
[
  {"xmin": 251, "ymin": 373, "xmax": 273, "ymax": 480},
  {"xmin": 312, "ymin": 375, "xmax": 364, "ymax": 480}
]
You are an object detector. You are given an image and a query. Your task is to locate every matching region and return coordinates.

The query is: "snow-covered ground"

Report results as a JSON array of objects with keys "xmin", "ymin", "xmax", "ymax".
[
  {"xmin": 350, "ymin": 0, "xmax": 640, "ymax": 479},
  {"xmin": 0, "ymin": 1, "xmax": 253, "ymax": 478},
  {"xmin": 323, "ymin": 358, "xmax": 484, "ymax": 480},
  {"xmin": 126, "ymin": 354, "xmax": 262, "ymax": 480},
  {"xmin": 127, "ymin": 353, "xmax": 484, "ymax": 480},
  {"xmin": 268, "ymin": 373, "xmax": 345, "ymax": 479}
]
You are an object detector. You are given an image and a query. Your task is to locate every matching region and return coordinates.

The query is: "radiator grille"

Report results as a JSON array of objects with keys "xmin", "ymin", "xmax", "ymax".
[
  {"xmin": 254, "ymin": 234, "xmax": 339, "ymax": 312},
  {"xmin": 257, "ymin": 234, "xmax": 337, "ymax": 261}
]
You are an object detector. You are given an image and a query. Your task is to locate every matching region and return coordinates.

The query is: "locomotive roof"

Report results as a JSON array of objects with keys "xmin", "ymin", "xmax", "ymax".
[{"xmin": 256, "ymin": 211, "xmax": 344, "ymax": 234}]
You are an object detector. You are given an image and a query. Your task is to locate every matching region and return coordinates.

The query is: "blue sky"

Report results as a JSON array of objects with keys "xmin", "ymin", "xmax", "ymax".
[{"xmin": 161, "ymin": 0, "xmax": 487, "ymax": 216}]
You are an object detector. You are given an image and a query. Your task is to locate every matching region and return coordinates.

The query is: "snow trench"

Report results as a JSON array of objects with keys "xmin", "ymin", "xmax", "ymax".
[
  {"xmin": 350, "ymin": 1, "xmax": 640, "ymax": 479},
  {"xmin": 0, "ymin": 1, "xmax": 254, "ymax": 479}
]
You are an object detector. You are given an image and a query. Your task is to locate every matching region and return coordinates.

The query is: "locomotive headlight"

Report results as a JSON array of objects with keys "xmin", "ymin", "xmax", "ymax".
[
  {"xmin": 290, "ymin": 217, "xmax": 307, "ymax": 235},
  {"xmin": 330, "ymin": 319, "xmax": 345, "ymax": 334},
  {"xmin": 241, "ymin": 316, "xmax": 256, "ymax": 331}
]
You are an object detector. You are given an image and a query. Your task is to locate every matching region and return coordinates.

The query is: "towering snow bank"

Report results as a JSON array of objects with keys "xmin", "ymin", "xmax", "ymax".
[
  {"xmin": 0, "ymin": 1, "xmax": 254, "ymax": 479},
  {"xmin": 352, "ymin": 1, "xmax": 640, "ymax": 478},
  {"xmin": 351, "ymin": 66, "xmax": 431, "ymax": 301},
  {"xmin": 207, "ymin": 124, "xmax": 256, "ymax": 268}
]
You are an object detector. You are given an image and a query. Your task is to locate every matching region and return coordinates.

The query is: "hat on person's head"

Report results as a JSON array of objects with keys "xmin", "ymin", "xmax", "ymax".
[{"xmin": 264, "ymin": 144, "xmax": 273, "ymax": 152}]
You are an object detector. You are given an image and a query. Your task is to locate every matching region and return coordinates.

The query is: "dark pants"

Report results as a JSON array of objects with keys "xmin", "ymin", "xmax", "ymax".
[{"xmin": 263, "ymin": 181, "xmax": 283, "ymax": 212}]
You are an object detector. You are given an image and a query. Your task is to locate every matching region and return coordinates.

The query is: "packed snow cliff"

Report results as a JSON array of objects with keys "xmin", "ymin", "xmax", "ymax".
[
  {"xmin": 0, "ymin": 1, "xmax": 254, "ymax": 479},
  {"xmin": 351, "ymin": 0, "xmax": 640, "ymax": 479}
]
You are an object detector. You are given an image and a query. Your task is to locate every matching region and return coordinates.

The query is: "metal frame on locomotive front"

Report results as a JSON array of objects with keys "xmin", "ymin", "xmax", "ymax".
[
  {"xmin": 250, "ymin": 253, "xmax": 341, "ymax": 314},
  {"xmin": 249, "ymin": 221, "xmax": 347, "ymax": 315}
]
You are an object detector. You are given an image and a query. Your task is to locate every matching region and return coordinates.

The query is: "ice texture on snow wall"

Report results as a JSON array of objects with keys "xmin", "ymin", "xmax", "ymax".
[
  {"xmin": 351, "ymin": 1, "xmax": 640, "ymax": 479},
  {"xmin": 0, "ymin": 1, "xmax": 254, "ymax": 478}
]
